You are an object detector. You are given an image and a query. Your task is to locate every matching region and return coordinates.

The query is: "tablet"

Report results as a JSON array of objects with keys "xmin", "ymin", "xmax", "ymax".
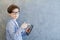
[{"xmin": 26, "ymin": 24, "xmax": 33, "ymax": 35}]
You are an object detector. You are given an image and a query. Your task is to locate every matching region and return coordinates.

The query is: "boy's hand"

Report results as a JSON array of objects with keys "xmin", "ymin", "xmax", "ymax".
[{"xmin": 21, "ymin": 22, "xmax": 30, "ymax": 29}]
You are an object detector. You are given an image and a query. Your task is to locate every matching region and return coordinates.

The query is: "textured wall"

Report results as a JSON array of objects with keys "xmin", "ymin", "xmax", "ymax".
[{"xmin": 1, "ymin": 0, "xmax": 60, "ymax": 40}]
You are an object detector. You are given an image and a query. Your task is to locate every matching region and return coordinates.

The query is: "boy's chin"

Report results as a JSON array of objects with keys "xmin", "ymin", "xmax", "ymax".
[
  {"xmin": 15, "ymin": 18, "xmax": 18, "ymax": 19},
  {"xmin": 16, "ymin": 17, "xmax": 19, "ymax": 19},
  {"xmin": 14, "ymin": 17, "xmax": 18, "ymax": 19}
]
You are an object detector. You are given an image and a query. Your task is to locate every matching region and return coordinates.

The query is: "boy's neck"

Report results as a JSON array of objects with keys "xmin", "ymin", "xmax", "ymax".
[
  {"xmin": 13, "ymin": 19, "xmax": 17, "ymax": 21},
  {"xmin": 11, "ymin": 18, "xmax": 17, "ymax": 21}
]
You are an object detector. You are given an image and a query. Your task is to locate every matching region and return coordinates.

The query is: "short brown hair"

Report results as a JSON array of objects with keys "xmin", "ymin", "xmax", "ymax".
[{"xmin": 7, "ymin": 4, "xmax": 20, "ymax": 13}]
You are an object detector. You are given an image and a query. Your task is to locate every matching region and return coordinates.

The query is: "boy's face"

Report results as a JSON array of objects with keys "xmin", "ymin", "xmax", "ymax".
[{"xmin": 9, "ymin": 8, "xmax": 19, "ymax": 19}]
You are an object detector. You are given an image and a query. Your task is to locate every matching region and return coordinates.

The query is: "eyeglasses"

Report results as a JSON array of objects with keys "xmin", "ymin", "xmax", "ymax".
[{"xmin": 12, "ymin": 11, "xmax": 20, "ymax": 14}]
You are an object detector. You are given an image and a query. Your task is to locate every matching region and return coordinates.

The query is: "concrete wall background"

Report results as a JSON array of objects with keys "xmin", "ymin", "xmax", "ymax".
[{"xmin": 0, "ymin": 0, "xmax": 60, "ymax": 40}]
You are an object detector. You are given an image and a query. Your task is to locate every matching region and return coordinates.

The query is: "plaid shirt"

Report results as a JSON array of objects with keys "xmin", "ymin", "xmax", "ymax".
[{"xmin": 6, "ymin": 19, "xmax": 26, "ymax": 40}]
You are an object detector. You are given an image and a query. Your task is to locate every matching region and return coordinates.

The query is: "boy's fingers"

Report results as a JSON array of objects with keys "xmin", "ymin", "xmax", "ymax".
[{"xmin": 21, "ymin": 23, "xmax": 28, "ymax": 28}]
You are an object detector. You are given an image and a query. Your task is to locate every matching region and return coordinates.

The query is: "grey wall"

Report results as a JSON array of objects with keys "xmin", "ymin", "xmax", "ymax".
[{"xmin": 0, "ymin": 0, "xmax": 60, "ymax": 40}]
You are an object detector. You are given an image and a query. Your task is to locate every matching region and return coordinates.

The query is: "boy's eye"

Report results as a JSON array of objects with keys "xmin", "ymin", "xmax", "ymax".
[
  {"xmin": 13, "ymin": 12, "xmax": 18, "ymax": 13},
  {"xmin": 15, "ymin": 12, "xmax": 18, "ymax": 13},
  {"xmin": 12, "ymin": 11, "xmax": 20, "ymax": 13}
]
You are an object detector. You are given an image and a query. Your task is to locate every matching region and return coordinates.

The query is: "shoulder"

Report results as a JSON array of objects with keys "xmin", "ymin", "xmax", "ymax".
[
  {"xmin": 7, "ymin": 20, "xmax": 14, "ymax": 24},
  {"xmin": 6, "ymin": 19, "xmax": 16, "ymax": 31},
  {"xmin": 6, "ymin": 20, "xmax": 15, "ymax": 28}
]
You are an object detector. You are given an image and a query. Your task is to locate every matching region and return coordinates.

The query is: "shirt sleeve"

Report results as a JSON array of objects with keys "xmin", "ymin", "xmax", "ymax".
[{"xmin": 21, "ymin": 28, "xmax": 27, "ymax": 37}]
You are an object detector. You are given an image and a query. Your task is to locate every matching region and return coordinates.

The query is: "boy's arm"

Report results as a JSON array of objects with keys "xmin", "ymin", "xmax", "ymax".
[
  {"xmin": 19, "ymin": 22, "xmax": 28, "ymax": 36},
  {"xmin": 18, "ymin": 22, "xmax": 29, "ymax": 36},
  {"xmin": 20, "ymin": 23, "xmax": 33, "ymax": 36}
]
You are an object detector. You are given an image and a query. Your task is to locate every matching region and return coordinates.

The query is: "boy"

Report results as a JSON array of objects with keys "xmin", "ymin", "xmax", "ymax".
[{"xmin": 6, "ymin": 4, "xmax": 30, "ymax": 40}]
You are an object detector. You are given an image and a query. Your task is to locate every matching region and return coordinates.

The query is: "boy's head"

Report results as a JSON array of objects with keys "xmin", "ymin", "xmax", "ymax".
[{"xmin": 7, "ymin": 4, "xmax": 20, "ymax": 19}]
